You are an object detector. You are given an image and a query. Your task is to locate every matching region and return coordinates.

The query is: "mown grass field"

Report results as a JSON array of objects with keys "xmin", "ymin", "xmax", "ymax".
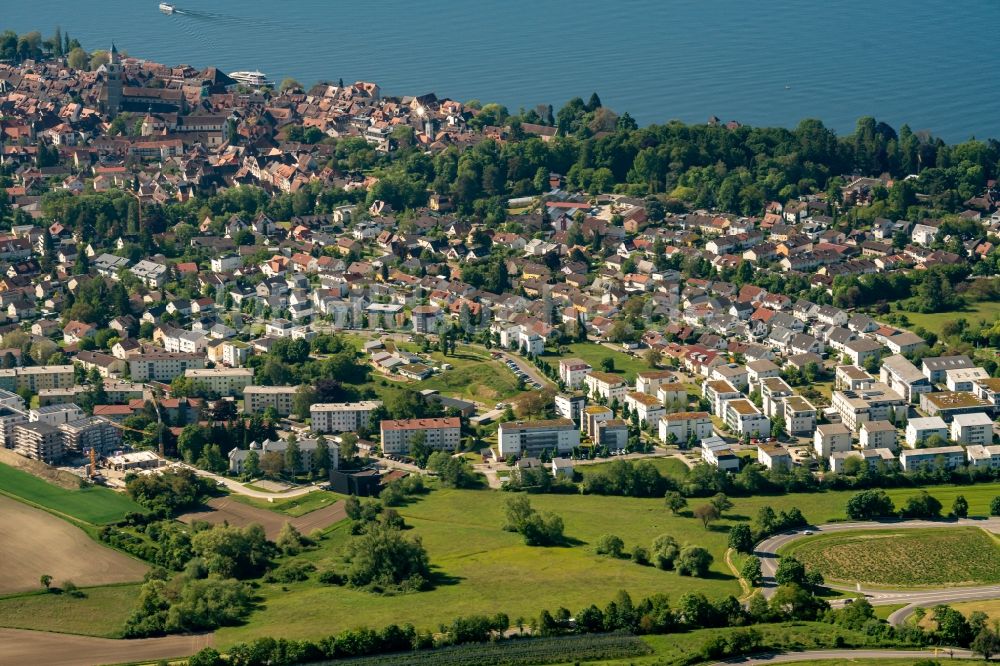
[
  {"xmin": 541, "ymin": 343, "xmax": 651, "ymax": 383},
  {"xmin": 784, "ymin": 527, "xmax": 1000, "ymax": 588},
  {"xmin": 0, "ymin": 463, "xmax": 143, "ymax": 525},
  {"xmin": 0, "ymin": 584, "xmax": 139, "ymax": 638},
  {"xmin": 948, "ymin": 597, "xmax": 1000, "ymax": 622},
  {"xmin": 394, "ymin": 343, "xmax": 522, "ymax": 402},
  {"xmin": 901, "ymin": 300, "xmax": 1000, "ymax": 338},
  {"xmin": 230, "ymin": 489, "xmax": 348, "ymax": 517}
]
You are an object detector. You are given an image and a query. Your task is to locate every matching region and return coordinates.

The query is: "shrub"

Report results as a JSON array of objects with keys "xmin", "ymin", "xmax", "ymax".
[
  {"xmin": 265, "ymin": 560, "xmax": 316, "ymax": 583},
  {"xmin": 595, "ymin": 534, "xmax": 625, "ymax": 558},
  {"xmin": 846, "ymin": 489, "xmax": 896, "ymax": 520},
  {"xmin": 631, "ymin": 546, "xmax": 650, "ymax": 566},
  {"xmin": 676, "ymin": 546, "xmax": 713, "ymax": 577},
  {"xmin": 651, "ymin": 534, "xmax": 680, "ymax": 570}
]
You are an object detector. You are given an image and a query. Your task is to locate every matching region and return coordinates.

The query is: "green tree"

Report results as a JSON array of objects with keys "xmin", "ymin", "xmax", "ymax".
[
  {"xmin": 693, "ymin": 503, "xmax": 721, "ymax": 529},
  {"xmin": 39, "ymin": 574, "xmax": 52, "ymax": 591},
  {"xmin": 345, "ymin": 521, "xmax": 431, "ymax": 590},
  {"xmin": 651, "ymin": 534, "xmax": 680, "ymax": 570},
  {"xmin": 952, "ymin": 495, "xmax": 969, "ymax": 518},
  {"xmin": 991, "ymin": 496, "xmax": 1000, "ymax": 516},
  {"xmin": 665, "ymin": 491, "xmax": 687, "ymax": 515},
  {"xmin": 339, "ymin": 432, "xmax": 359, "ymax": 466},
  {"xmin": 312, "ymin": 436, "xmax": 331, "ymax": 479},
  {"xmin": 276, "ymin": 522, "xmax": 306, "ymax": 556},
  {"xmin": 676, "ymin": 546, "xmax": 713, "ymax": 577},
  {"xmin": 595, "ymin": 534, "xmax": 625, "ymax": 558},
  {"xmin": 283, "ymin": 437, "xmax": 302, "ymax": 476},
  {"xmin": 845, "ymin": 489, "xmax": 896, "ymax": 520},
  {"xmin": 728, "ymin": 523, "xmax": 754, "ymax": 554},
  {"xmin": 600, "ymin": 357, "xmax": 615, "ymax": 373},
  {"xmin": 741, "ymin": 556, "xmax": 762, "ymax": 587}
]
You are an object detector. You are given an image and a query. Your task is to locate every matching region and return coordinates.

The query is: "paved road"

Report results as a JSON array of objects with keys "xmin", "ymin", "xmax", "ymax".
[
  {"xmin": 0, "ymin": 628, "xmax": 214, "ymax": 666},
  {"xmin": 181, "ymin": 464, "xmax": 324, "ymax": 499},
  {"xmin": 498, "ymin": 351, "xmax": 554, "ymax": 387},
  {"xmin": 754, "ymin": 517, "xmax": 1000, "ymax": 624},
  {"xmin": 708, "ymin": 647, "xmax": 975, "ymax": 665}
]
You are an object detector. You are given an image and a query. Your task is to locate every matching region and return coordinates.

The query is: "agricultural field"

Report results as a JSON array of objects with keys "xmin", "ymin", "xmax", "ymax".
[
  {"xmin": 179, "ymin": 496, "xmax": 346, "ymax": 540},
  {"xmin": 783, "ymin": 527, "xmax": 1000, "ymax": 588},
  {"xmin": 948, "ymin": 597, "xmax": 1000, "ymax": 622},
  {"xmin": 0, "ymin": 584, "xmax": 139, "ymax": 638},
  {"xmin": 0, "ymin": 462, "xmax": 143, "ymax": 525},
  {"xmin": 541, "ymin": 343, "xmax": 652, "ymax": 383},
  {"xmin": 0, "ymin": 495, "xmax": 148, "ymax": 595}
]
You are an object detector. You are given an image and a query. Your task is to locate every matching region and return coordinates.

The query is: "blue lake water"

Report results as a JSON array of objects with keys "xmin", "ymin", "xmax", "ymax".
[{"xmin": 5, "ymin": 0, "xmax": 999, "ymax": 141}]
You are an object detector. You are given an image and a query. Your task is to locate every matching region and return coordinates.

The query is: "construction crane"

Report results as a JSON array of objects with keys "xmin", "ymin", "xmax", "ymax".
[{"xmin": 89, "ymin": 447, "xmax": 97, "ymax": 479}]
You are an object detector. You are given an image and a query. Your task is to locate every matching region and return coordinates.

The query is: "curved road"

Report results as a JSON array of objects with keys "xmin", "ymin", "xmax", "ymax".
[
  {"xmin": 755, "ymin": 517, "xmax": 1000, "ymax": 625},
  {"xmin": 180, "ymin": 463, "xmax": 324, "ymax": 499},
  {"xmin": 708, "ymin": 647, "xmax": 975, "ymax": 665}
]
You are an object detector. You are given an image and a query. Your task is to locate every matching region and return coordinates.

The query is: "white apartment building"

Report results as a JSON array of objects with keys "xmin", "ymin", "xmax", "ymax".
[
  {"xmin": 585, "ymin": 371, "xmax": 628, "ymax": 403},
  {"xmin": 814, "ymin": 423, "xmax": 852, "ymax": 457},
  {"xmin": 967, "ymin": 444, "xmax": 1000, "ymax": 470},
  {"xmin": 950, "ymin": 412, "xmax": 993, "ymax": 445},
  {"xmin": 29, "ymin": 403, "xmax": 85, "ymax": 426},
  {"xmin": 625, "ymin": 391, "xmax": 666, "ymax": 427},
  {"xmin": 900, "ymin": 446, "xmax": 966, "ymax": 472},
  {"xmin": 759, "ymin": 376, "xmax": 794, "ymax": 419},
  {"xmin": 310, "ymin": 401, "xmax": 382, "ymax": 434},
  {"xmin": 554, "ymin": 393, "xmax": 586, "ymax": 424},
  {"xmin": 635, "ymin": 370, "xmax": 677, "ymax": 396},
  {"xmin": 184, "ymin": 368, "xmax": 254, "ymax": 396},
  {"xmin": 243, "ymin": 386, "xmax": 297, "ymax": 416},
  {"xmin": 905, "ymin": 416, "xmax": 949, "ymax": 448},
  {"xmin": 658, "ymin": 411, "xmax": 713, "ymax": 444},
  {"xmin": 702, "ymin": 379, "xmax": 742, "ymax": 416},
  {"xmin": 757, "ymin": 443, "xmax": 791, "ymax": 470},
  {"xmin": 656, "ymin": 383, "xmax": 688, "ymax": 409},
  {"xmin": 380, "ymin": 417, "xmax": 462, "ymax": 455},
  {"xmin": 724, "ymin": 399, "xmax": 770, "ymax": 437},
  {"xmin": 558, "ymin": 359, "xmax": 592, "ymax": 389},
  {"xmin": 498, "ymin": 418, "xmax": 580, "ymax": 458},
  {"xmin": 945, "ymin": 367, "xmax": 990, "ymax": 393},
  {"xmin": 859, "ymin": 420, "xmax": 897, "ymax": 452},
  {"xmin": 782, "ymin": 395, "xmax": 816, "ymax": 436},
  {"xmin": 0, "ymin": 365, "xmax": 75, "ymax": 393},
  {"xmin": 831, "ymin": 383, "xmax": 905, "ymax": 431}
]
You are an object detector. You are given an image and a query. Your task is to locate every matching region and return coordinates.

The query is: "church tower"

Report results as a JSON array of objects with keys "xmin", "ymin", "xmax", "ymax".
[{"xmin": 103, "ymin": 43, "xmax": 123, "ymax": 116}]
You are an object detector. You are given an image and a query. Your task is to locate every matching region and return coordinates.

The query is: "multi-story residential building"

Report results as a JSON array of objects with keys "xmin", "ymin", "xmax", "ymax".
[
  {"xmin": 58, "ymin": 416, "xmax": 122, "ymax": 456},
  {"xmin": 905, "ymin": 416, "xmax": 949, "ymax": 448},
  {"xmin": 554, "ymin": 393, "xmax": 586, "ymax": 424},
  {"xmin": 584, "ymin": 371, "xmax": 628, "ymax": 403},
  {"xmin": 973, "ymin": 378, "xmax": 1000, "ymax": 412},
  {"xmin": 724, "ymin": 399, "xmax": 770, "ymax": 437},
  {"xmin": 594, "ymin": 419, "xmax": 629, "ymax": 450},
  {"xmin": 13, "ymin": 422, "xmax": 62, "ymax": 463},
  {"xmin": 380, "ymin": 417, "xmax": 461, "ymax": 455},
  {"xmin": 944, "ymin": 367, "xmax": 990, "ymax": 393},
  {"xmin": 243, "ymin": 386, "xmax": 298, "ymax": 416},
  {"xmin": 656, "ymin": 382, "xmax": 688, "ymax": 410},
  {"xmin": 0, "ymin": 365, "xmax": 76, "ymax": 393},
  {"xmin": 830, "ymin": 448, "xmax": 897, "ymax": 473},
  {"xmin": 920, "ymin": 391, "xmax": 991, "ymax": 421},
  {"xmin": 859, "ymin": 420, "xmax": 897, "ymax": 452},
  {"xmin": 163, "ymin": 329, "xmax": 209, "ymax": 354},
  {"xmin": 559, "ymin": 359, "xmax": 592, "ymax": 389},
  {"xmin": 702, "ymin": 379, "xmax": 742, "ymax": 416},
  {"xmin": 411, "ymin": 305, "xmax": 444, "ymax": 334},
  {"xmin": 900, "ymin": 445, "xmax": 966, "ymax": 472},
  {"xmin": 950, "ymin": 412, "xmax": 993, "ymax": 445},
  {"xmin": 0, "ymin": 407, "xmax": 27, "ymax": 448},
  {"xmin": 498, "ymin": 418, "xmax": 579, "ymax": 458},
  {"xmin": 842, "ymin": 338, "xmax": 883, "ymax": 367},
  {"xmin": 635, "ymin": 370, "xmax": 676, "ymax": 396},
  {"xmin": 229, "ymin": 437, "xmax": 338, "ymax": 476},
  {"xmin": 310, "ymin": 401, "xmax": 381, "ymax": 434},
  {"xmin": 222, "ymin": 340, "xmax": 251, "ymax": 367},
  {"xmin": 782, "ymin": 395, "xmax": 816, "ymax": 435},
  {"xmin": 129, "ymin": 259, "xmax": 168, "ymax": 287},
  {"xmin": 0, "ymin": 388, "xmax": 25, "ymax": 411},
  {"xmin": 658, "ymin": 411, "xmax": 713, "ymax": 444},
  {"xmin": 832, "ymin": 383, "xmax": 905, "ymax": 431},
  {"xmin": 702, "ymin": 437, "xmax": 741, "ymax": 472},
  {"xmin": 921, "ymin": 354, "xmax": 975, "ymax": 383},
  {"xmin": 835, "ymin": 365, "xmax": 874, "ymax": 391},
  {"xmin": 814, "ymin": 423, "xmax": 851, "ymax": 457},
  {"xmin": 129, "ymin": 352, "xmax": 205, "ymax": 382},
  {"xmin": 581, "ymin": 405, "xmax": 612, "ymax": 440},
  {"xmin": 880, "ymin": 354, "xmax": 932, "ymax": 404},
  {"xmin": 757, "ymin": 443, "xmax": 791, "ymax": 470},
  {"xmin": 29, "ymin": 403, "xmax": 85, "ymax": 426},
  {"xmin": 967, "ymin": 444, "xmax": 1000, "ymax": 470},
  {"xmin": 711, "ymin": 364, "xmax": 749, "ymax": 391},
  {"xmin": 759, "ymin": 376, "xmax": 793, "ymax": 419},
  {"xmin": 746, "ymin": 359, "xmax": 782, "ymax": 388},
  {"xmin": 184, "ymin": 368, "xmax": 254, "ymax": 396},
  {"xmin": 625, "ymin": 391, "xmax": 665, "ymax": 427}
]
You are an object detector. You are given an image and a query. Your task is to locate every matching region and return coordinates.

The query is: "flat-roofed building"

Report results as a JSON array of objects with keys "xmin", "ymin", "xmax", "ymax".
[
  {"xmin": 711, "ymin": 364, "xmax": 749, "ymax": 391},
  {"xmin": 594, "ymin": 419, "xmax": 628, "ymax": 450},
  {"xmin": 814, "ymin": 422, "xmax": 852, "ymax": 457},
  {"xmin": 625, "ymin": 391, "xmax": 665, "ymax": 427},
  {"xmin": 945, "ymin": 367, "xmax": 990, "ymax": 393},
  {"xmin": 725, "ymin": 399, "xmax": 770, "ymax": 437},
  {"xmin": 554, "ymin": 393, "xmax": 586, "ymax": 424},
  {"xmin": 13, "ymin": 422, "xmax": 62, "ymax": 463},
  {"xmin": 702, "ymin": 438, "xmax": 741, "ymax": 472},
  {"xmin": 973, "ymin": 377, "xmax": 1000, "ymax": 411},
  {"xmin": 747, "ymin": 359, "xmax": 782, "ymax": 388},
  {"xmin": 922, "ymin": 355, "xmax": 975, "ymax": 383},
  {"xmin": 380, "ymin": 416, "xmax": 461, "ymax": 455},
  {"xmin": 559, "ymin": 358, "xmax": 592, "ymax": 389},
  {"xmin": 498, "ymin": 418, "xmax": 579, "ymax": 458},
  {"xmin": 760, "ymin": 376, "xmax": 793, "ymax": 419},
  {"xmin": 0, "ymin": 407, "xmax": 27, "ymax": 448},
  {"xmin": 905, "ymin": 416, "xmax": 949, "ymax": 448},
  {"xmin": 0, "ymin": 365, "xmax": 76, "ymax": 393},
  {"xmin": 244, "ymin": 385, "xmax": 297, "ymax": 416},
  {"xmin": 311, "ymin": 401, "xmax": 381, "ymax": 434},
  {"xmin": 900, "ymin": 445, "xmax": 965, "ymax": 472},
  {"xmin": 584, "ymin": 371, "xmax": 628, "ymax": 402},
  {"xmin": 582, "ymin": 405, "xmax": 612, "ymax": 440},
  {"xmin": 832, "ymin": 383, "xmax": 905, "ymax": 431},
  {"xmin": 951, "ymin": 412, "xmax": 993, "ymax": 445},
  {"xmin": 783, "ymin": 395, "xmax": 816, "ymax": 435},
  {"xmin": 920, "ymin": 391, "xmax": 991, "ymax": 422},
  {"xmin": 184, "ymin": 368, "xmax": 254, "ymax": 396},
  {"xmin": 29, "ymin": 403, "xmax": 85, "ymax": 426},
  {"xmin": 129, "ymin": 352, "xmax": 205, "ymax": 382},
  {"xmin": 830, "ymin": 448, "xmax": 897, "ymax": 473},
  {"xmin": 880, "ymin": 354, "xmax": 932, "ymax": 403},
  {"xmin": 658, "ymin": 411, "xmax": 713, "ymax": 444},
  {"xmin": 58, "ymin": 416, "xmax": 122, "ymax": 456},
  {"xmin": 859, "ymin": 420, "xmax": 897, "ymax": 452},
  {"xmin": 967, "ymin": 444, "xmax": 1000, "ymax": 470}
]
